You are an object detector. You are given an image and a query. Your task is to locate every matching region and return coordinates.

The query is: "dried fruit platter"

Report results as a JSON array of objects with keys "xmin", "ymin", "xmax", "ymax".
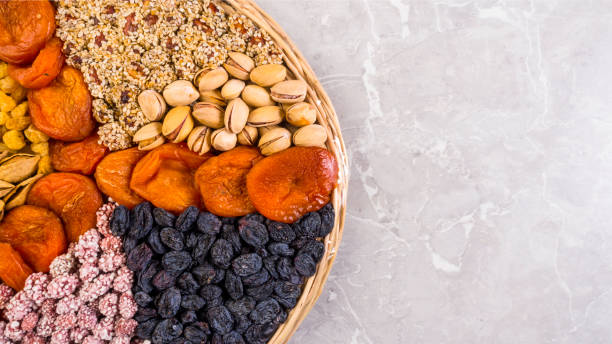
[{"xmin": 0, "ymin": 0, "xmax": 347, "ymax": 343}]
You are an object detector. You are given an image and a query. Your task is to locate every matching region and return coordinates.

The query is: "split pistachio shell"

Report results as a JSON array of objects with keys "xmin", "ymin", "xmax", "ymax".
[
  {"xmin": 241, "ymin": 85, "xmax": 275, "ymax": 108},
  {"xmin": 286, "ymin": 102, "xmax": 317, "ymax": 127},
  {"xmin": 250, "ymin": 64, "xmax": 287, "ymax": 87},
  {"xmin": 270, "ymin": 80, "xmax": 307, "ymax": 104},
  {"xmin": 187, "ymin": 126, "xmax": 212, "ymax": 155},
  {"xmin": 211, "ymin": 128, "xmax": 237, "ymax": 151},
  {"xmin": 258, "ymin": 127, "xmax": 291, "ymax": 156},
  {"xmin": 221, "ymin": 79, "xmax": 245, "ymax": 100},
  {"xmin": 0, "ymin": 180, "xmax": 14, "ymax": 198},
  {"xmin": 199, "ymin": 89, "xmax": 227, "ymax": 107},
  {"xmin": 195, "ymin": 67, "xmax": 229, "ymax": 91},
  {"xmin": 223, "ymin": 52, "xmax": 255, "ymax": 80},
  {"xmin": 258, "ymin": 125, "xmax": 281, "ymax": 137},
  {"xmin": 292, "ymin": 124, "xmax": 328, "ymax": 147},
  {"xmin": 224, "ymin": 98, "xmax": 249, "ymax": 134},
  {"xmin": 162, "ymin": 106, "xmax": 194, "ymax": 143},
  {"xmin": 4, "ymin": 174, "xmax": 42, "ymax": 210},
  {"xmin": 163, "ymin": 80, "xmax": 199, "ymax": 106},
  {"xmin": 133, "ymin": 122, "xmax": 165, "ymax": 150},
  {"xmin": 247, "ymin": 106, "xmax": 284, "ymax": 127},
  {"xmin": 0, "ymin": 154, "xmax": 40, "ymax": 184},
  {"xmin": 138, "ymin": 90, "xmax": 167, "ymax": 121},
  {"xmin": 237, "ymin": 126, "xmax": 259, "ymax": 146},
  {"xmin": 192, "ymin": 102, "xmax": 225, "ymax": 129}
]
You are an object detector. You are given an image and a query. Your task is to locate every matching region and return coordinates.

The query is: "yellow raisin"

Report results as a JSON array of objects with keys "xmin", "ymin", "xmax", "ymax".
[
  {"xmin": 10, "ymin": 102, "xmax": 27, "ymax": 118},
  {"xmin": 11, "ymin": 86, "xmax": 26, "ymax": 103},
  {"xmin": 5, "ymin": 116, "xmax": 30, "ymax": 131},
  {"xmin": 0, "ymin": 92, "xmax": 16, "ymax": 113},
  {"xmin": 24, "ymin": 125, "xmax": 49, "ymax": 143},
  {"xmin": 0, "ymin": 112, "xmax": 7, "ymax": 126},
  {"xmin": 3, "ymin": 130, "xmax": 25, "ymax": 151},
  {"xmin": 37, "ymin": 155, "xmax": 53, "ymax": 175},
  {"xmin": 0, "ymin": 77, "xmax": 19, "ymax": 94},
  {"xmin": 0, "ymin": 63, "xmax": 7, "ymax": 79},
  {"xmin": 31, "ymin": 142, "xmax": 49, "ymax": 156}
]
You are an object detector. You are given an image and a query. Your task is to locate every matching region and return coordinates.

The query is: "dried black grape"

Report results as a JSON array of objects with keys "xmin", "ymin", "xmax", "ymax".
[
  {"xmin": 255, "ymin": 247, "xmax": 269, "ymax": 258},
  {"xmin": 211, "ymin": 333, "xmax": 223, "ymax": 344},
  {"xmin": 185, "ymin": 232, "xmax": 199, "ymax": 249},
  {"xmin": 135, "ymin": 307, "xmax": 158, "ymax": 322},
  {"xmin": 274, "ymin": 281, "xmax": 301, "ymax": 300},
  {"xmin": 148, "ymin": 228, "xmax": 168, "ymax": 255},
  {"xmin": 192, "ymin": 234, "xmax": 215, "ymax": 264},
  {"xmin": 153, "ymin": 207, "xmax": 176, "ymax": 227},
  {"xmin": 180, "ymin": 310, "xmax": 198, "ymax": 324},
  {"xmin": 234, "ymin": 314, "xmax": 251, "ymax": 334},
  {"xmin": 263, "ymin": 257, "xmax": 279, "ymax": 280},
  {"xmin": 225, "ymin": 270, "xmax": 243, "ymax": 301},
  {"xmin": 272, "ymin": 295, "xmax": 297, "ymax": 309},
  {"xmin": 177, "ymin": 272, "xmax": 199, "ymax": 295},
  {"xmin": 169, "ymin": 338, "xmax": 192, "ymax": 344},
  {"xmin": 160, "ymin": 227, "xmax": 185, "ymax": 251},
  {"xmin": 199, "ymin": 285, "xmax": 223, "ymax": 301},
  {"xmin": 244, "ymin": 325, "xmax": 264, "ymax": 344},
  {"xmin": 238, "ymin": 221, "xmax": 269, "ymax": 248},
  {"xmin": 276, "ymin": 257, "xmax": 295, "ymax": 281},
  {"xmin": 210, "ymin": 238, "xmax": 234, "ymax": 269},
  {"xmin": 294, "ymin": 254, "xmax": 316, "ymax": 277},
  {"xmin": 137, "ymin": 260, "xmax": 159, "ymax": 293},
  {"xmin": 152, "ymin": 318, "xmax": 183, "ymax": 344},
  {"xmin": 162, "ymin": 251, "xmax": 192, "ymax": 273},
  {"xmin": 130, "ymin": 202, "xmax": 154, "ymax": 239},
  {"xmin": 122, "ymin": 236, "xmax": 138, "ymax": 254},
  {"xmin": 135, "ymin": 291, "xmax": 153, "ymax": 307},
  {"xmin": 184, "ymin": 325, "xmax": 207, "ymax": 342},
  {"xmin": 156, "ymin": 287, "xmax": 182, "ymax": 319},
  {"xmin": 295, "ymin": 212, "xmax": 320, "ymax": 238},
  {"xmin": 197, "ymin": 212, "xmax": 222, "ymax": 235},
  {"xmin": 223, "ymin": 331, "xmax": 245, "ymax": 344},
  {"xmin": 245, "ymin": 281, "xmax": 274, "ymax": 301},
  {"xmin": 274, "ymin": 308, "xmax": 288, "ymax": 325},
  {"xmin": 222, "ymin": 224, "xmax": 241, "ymax": 253},
  {"xmin": 206, "ymin": 306, "xmax": 234, "ymax": 335},
  {"xmin": 260, "ymin": 321, "xmax": 279, "ymax": 340},
  {"xmin": 238, "ymin": 214, "xmax": 264, "ymax": 226},
  {"xmin": 127, "ymin": 243, "xmax": 153, "ymax": 272},
  {"xmin": 318, "ymin": 204, "xmax": 334, "ymax": 237},
  {"xmin": 290, "ymin": 236, "xmax": 310, "ymax": 250},
  {"xmin": 241, "ymin": 269, "xmax": 269, "ymax": 288},
  {"xmin": 222, "ymin": 217, "xmax": 236, "ymax": 225},
  {"xmin": 192, "ymin": 263, "xmax": 216, "ymax": 285},
  {"xmin": 267, "ymin": 222, "xmax": 295, "ymax": 243},
  {"xmin": 110, "ymin": 206, "xmax": 129, "ymax": 236},
  {"xmin": 176, "ymin": 206, "xmax": 199, "ymax": 232},
  {"xmin": 298, "ymin": 239, "xmax": 325, "ymax": 262},
  {"xmin": 181, "ymin": 295, "xmax": 206, "ymax": 311},
  {"xmin": 232, "ymin": 254, "xmax": 262, "ymax": 277},
  {"xmin": 211, "ymin": 267, "xmax": 226, "ymax": 284},
  {"xmin": 289, "ymin": 273, "xmax": 303, "ymax": 285},
  {"xmin": 207, "ymin": 296, "xmax": 223, "ymax": 308},
  {"xmin": 267, "ymin": 243, "xmax": 294, "ymax": 257},
  {"xmin": 192, "ymin": 321, "xmax": 212, "ymax": 336},
  {"xmin": 226, "ymin": 296, "xmax": 256, "ymax": 316},
  {"xmin": 153, "ymin": 270, "xmax": 178, "ymax": 290},
  {"xmin": 136, "ymin": 319, "xmax": 158, "ymax": 339}
]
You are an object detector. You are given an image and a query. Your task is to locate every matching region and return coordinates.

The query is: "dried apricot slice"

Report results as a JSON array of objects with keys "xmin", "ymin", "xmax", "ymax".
[
  {"xmin": 27, "ymin": 173, "xmax": 102, "ymax": 242},
  {"xmin": 195, "ymin": 146, "xmax": 263, "ymax": 217},
  {"xmin": 8, "ymin": 37, "xmax": 65, "ymax": 89},
  {"xmin": 0, "ymin": 242, "xmax": 33, "ymax": 290},
  {"xmin": 246, "ymin": 147, "xmax": 338, "ymax": 223},
  {"xmin": 95, "ymin": 148, "xmax": 147, "ymax": 209},
  {"xmin": 0, "ymin": 205, "xmax": 66, "ymax": 273},
  {"xmin": 50, "ymin": 134, "xmax": 109, "ymax": 175},
  {"xmin": 28, "ymin": 66, "xmax": 95, "ymax": 142},
  {"xmin": 0, "ymin": 0, "xmax": 55, "ymax": 64},
  {"xmin": 130, "ymin": 143, "xmax": 212, "ymax": 214}
]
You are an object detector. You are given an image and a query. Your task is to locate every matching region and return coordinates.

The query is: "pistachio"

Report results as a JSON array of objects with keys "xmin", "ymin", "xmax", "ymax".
[
  {"xmin": 199, "ymin": 89, "xmax": 227, "ymax": 107},
  {"xmin": 0, "ymin": 200, "xmax": 5, "ymax": 222},
  {"xmin": 211, "ymin": 128, "xmax": 237, "ymax": 152},
  {"xmin": 0, "ymin": 180, "xmax": 14, "ymax": 198},
  {"xmin": 163, "ymin": 80, "xmax": 199, "ymax": 106},
  {"xmin": 133, "ymin": 122, "xmax": 165, "ymax": 150},
  {"xmin": 270, "ymin": 80, "xmax": 307, "ymax": 104},
  {"xmin": 0, "ymin": 154, "xmax": 40, "ymax": 184},
  {"xmin": 258, "ymin": 127, "xmax": 291, "ymax": 156},
  {"xmin": 258, "ymin": 125, "xmax": 281, "ymax": 137},
  {"xmin": 162, "ymin": 106, "xmax": 194, "ymax": 143},
  {"xmin": 224, "ymin": 98, "xmax": 249, "ymax": 134},
  {"xmin": 292, "ymin": 124, "xmax": 328, "ymax": 148},
  {"xmin": 237, "ymin": 126, "xmax": 259, "ymax": 146},
  {"xmin": 250, "ymin": 64, "xmax": 287, "ymax": 87},
  {"xmin": 192, "ymin": 102, "xmax": 225, "ymax": 129},
  {"xmin": 221, "ymin": 79, "xmax": 245, "ymax": 100},
  {"xmin": 285, "ymin": 102, "xmax": 317, "ymax": 127},
  {"xmin": 194, "ymin": 67, "xmax": 229, "ymax": 91},
  {"xmin": 223, "ymin": 52, "xmax": 255, "ymax": 80},
  {"xmin": 4, "ymin": 174, "xmax": 42, "ymax": 211},
  {"xmin": 138, "ymin": 90, "xmax": 167, "ymax": 121},
  {"xmin": 247, "ymin": 106, "xmax": 284, "ymax": 127},
  {"xmin": 187, "ymin": 126, "xmax": 212, "ymax": 155},
  {"xmin": 241, "ymin": 85, "xmax": 275, "ymax": 108}
]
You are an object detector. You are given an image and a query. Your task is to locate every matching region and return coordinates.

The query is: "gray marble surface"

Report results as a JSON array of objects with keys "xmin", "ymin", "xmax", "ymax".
[{"xmin": 255, "ymin": 0, "xmax": 612, "ymax": 343}]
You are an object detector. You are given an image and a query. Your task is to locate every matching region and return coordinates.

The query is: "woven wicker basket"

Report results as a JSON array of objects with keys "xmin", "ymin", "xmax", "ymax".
[{"xmin": 221, "ymin": 0, "xmax": 349, "ymax": 342}]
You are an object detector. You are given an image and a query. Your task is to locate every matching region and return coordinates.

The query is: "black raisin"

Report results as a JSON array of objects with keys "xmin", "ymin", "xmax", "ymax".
[
  {"xmin": 169, "ymin": 338, "xmax": 192, "ymax": 344},
  {"xmin": 294, "ymin": 254, "xmax": 316, "ymax": 277},
  {"xmin": 176, "ymin": 206, "xmax": 199, "ymax": 232},
  {"xmin": 199, "ymin": 285, "xmax": 222, "ymax": 301},
  {"xmin": 156, "ymin": 287, "xmax": 182, "ymax": 319},
  {"xmin": 206, "ymin": 306, "xmax": 234, "ymax": 335},
  {"xmin": 318, "ymin": 203, "xmax": 334, "ymax": 237},
  {"xmin": 222, "ymin": 217, "xmax": 236, "ymax": 225},
  {"xmin": 267, "ymin": 243, "xmax": 294, "ymax": 257},
  {"xmin": 135, "ymin": 291, "xmax": 153, "ymax": 307},
  {"xmin": 185, "ymin": 232, "xmax": 199, "ymax": 249},
  {"xmin": 123, "ymin": 236, "xmax": 138, "ymax": 254},
  {"xmin": 110, "ymin": 205, "xmax": 129, "ymax": 236},
  {"xmin": 298, "ymin": 239, "xmax": 325, "ymax": 262},
  {"xmin": 207, "ymin": 296, "xmax": 223, "ymax": 308},
  {"xmin": 255, "ymin": 247, "xmax": 269, "ymax": 258},
  {"xmin": 241, "ymin": 269, "xmax": 269, "ymax": 288},
  {"xmin": 181, "ymin": 294, "xmax": 206, "ymax": 310},
  {"xmin": 180, "ymin": 310, "xmax": 198, "ymax": 324},
  {"xmin": 225, "ymin": 270, "xmax": 243, "ymax": 301},
  {"xmin": 210, "ymin": 238, "xmax": 234, "ymax": 269},
  {"xmin": 160, "ymin": 227, "xmax": 185, "ymax": 251},
  {"xmin": 153, "ymin": 207, "xmax": 176, "ymax": 227},
  {"xmin": 138, "ymin": 260, "xmax": 159, "ymax": 293},
  {"xmin": 222, "ymin": 224, "xmax": 241, "ymax": 253},
  {"xmin": 291, "ymin": 236, "xmax": 310, "ymax": 250},
  {"xmin": 263, "ymin": 257, "xmax": 279, "ymax": 280},
  {"xmin": 225, "ymin": 297, "xmax": 256, "ymax": 316},
  {"xmin": 162, "ymin": 251, "xmax": 192, "ymax": 273},
  {"xmin": 276, "ymin": 257, "xmax": 295, "ymax": 281},
  {"xmin": 232, "ymin": 254, "xmax": 262, "ymax": 277},
  {"xmin": 192, "ymin": 263, "xmax": 216, "ymax": 285},
  {"xmin": 274, "ymin": 281, "xmax": 301, "ymax": 299},
  {"xmin": 244, "ymin": 325, "xmax": 264, "ymax": 344},
  {"xmin": 294, "ymin": 212, "xmax": 320, "ymax": 238},
  {"xmin": 211, "ymin": 267, "xmax": 226, "ymax": 284},
  {"xmin": 260, "ymin": 321, "xmax": 279, "ymax": 340},
  {"xmin": 152, "ymin": 318, "xmax": 183, "ymax": 344},
  {"xmin": 153, "ymin": 270, "xmax": 179, "ymax": 290},
  {"xmin": 183, "ymin": 325, "xmax": 207, "ymax": 342},
  {"xmin": 223, "ymin": 331, "xmax": 245, "ymax": 344},
  {"xmin": 274, "ymin": 308, "xmax": 288, "ymax": 325},
  {"xmin": 267, "ymin": 222, "xmax": 295, "ymax": 243},
  {"xmin": 177, "ymin": 272, "xmax": 199, "ymax": 295},
  {"xmin": 289, "ymin": 273, "xmax": 303, "ymax": 285},
  {"xmin": 211, "ymin": 333, "xmax": 223, "ymax": 344},
  {"xmin": 245, "ymin": 281, "xmax": 274, "ymax": 301},
  {"xmin": 148, "ymin": 228, "xmax": 168, "ymax": 255},
  {"xmin": 238, "ymin": 221, "xmax": 269, "ymax": 248},
  {"xmin": 128, "ymin": 243, "xmax": 153, "ymax": 272},
  {"xmin": 135, "ymin": 318, "xmax": 158, "ymax": 339},
  {"xmin": 234, "ymin": 314, "xmax": 251, "ymax": 334},
  {"xmin": 197, "ymin": 212, "xmax": 222, "ymax": 235},
  {"xmin": 192, "ymin": 321, "xmax": 212, "ymax": 336},
  {"xmin": 238, "ymin": 214, "xmax": 264, "ymax": 226},
  {"xmin": 135, "ymin": 307, "xmax": 158, "ymax": 322},
  {"xmin": 272, "ymin": 295, "xmax": 297, "ymax": 309},
  {"xmin": 130, "ymin": 202, "xmax": 154, "ymax": 239},
  {"xmin": 193, "ymin": 234, "xmax": 215, "ymax": 264}
]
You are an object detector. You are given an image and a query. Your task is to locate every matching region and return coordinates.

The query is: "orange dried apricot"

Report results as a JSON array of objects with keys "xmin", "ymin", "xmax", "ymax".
[
  {"xmin": 94, "ymin": 148, "xmax": 147, "ymax": 209},
  {"xmin": 195, "ymin": 146, "xmax": 263, "ymax": 217},
  {"xmin": 246, "ymin": 147, "xmax": 338, "ymax": 223},
  {"xmin": 0, "ymin": 242, "xmax": 33, "ymax": 291},
  {"xmin": 50, "ymin": 134, "xmax": 109, "ymax": 175},
  {"xmin": 28, "ymin": 66, "xmax": 95, "ymax": 142},
  {"xmin": 130, "ymin": 143, "xmax": 212, "ymax": 214},
  {"xmin": 8, "ymin": 37, "xmax": 65, "ymax": 89},
  {"xmin": 27, "ymin": 173, "xmax": 102, "ymax": 242},
  {"xmin": 0, "ymin": 1, "xmax": 55, "ymax": 64},
  {"xmin": 0, "ymin": 205, "xmax": 66, "ymax": 273}
]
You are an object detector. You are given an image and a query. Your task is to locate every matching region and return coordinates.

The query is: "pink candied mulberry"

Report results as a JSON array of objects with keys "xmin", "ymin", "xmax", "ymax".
[
  {"xmin": 114, "ymin": 318, "xmax": 137, "ymax": 337},
  {"xmin": 0, "ymin": 284, "xmax": 15, "ymax": 310},
  {"xmin": 20, "ymin": 312, "xmax": 39, "ymax": 332},
  {"xmin": 36, "ymin": 315, "xmax": 55, "ymax": 338},
  {"xmin": 79, "ymin": 272, "xmax": 115, "ymax": 303},
  {"xmin": 110, "ymin": 336, "xmax": 131, "ymax": 344},
  {"xmin": 83, "ymin": 335, "xmax": 103, "ymax": 344},
  {"xmin": 79, "ymin": 262, "xmax": 100, "ymax": 283},
  {"xmin": 55, "ymin": 294, "xmax": 82, "ymax": 315},
  {"xmin": 70, "ymin": 327, "xmax": 89, "ymax": 342},
  {"xmin": 113, "ymin": 267, "xmax": 133, "ymax": 293},
  {"xmin": 46, "ymin": 274, "xmax": 79, "ymax": 299},
  {"xmin": 118, "ymin": 292, "xmax": 137, "ymax": 319},
  {"xmin": 4, "ymin": 291, "xmax": 33, "ymax": 321},
  {"xmin": 98, "ymin": 292, "xmax": 118, "ymax": 317},
  {"xmin": 74, "ymin": 247, "xmax": 98, "ymax": 265},
  {"xmin": 77, "ymin": 305, "xmax": 98, "ymax": 330},
  {"xmin": 77, "ymin": 229, "xmax": 101, "ymax": 251},
  {"xmin": 101, "ymin": 236, "xmax": 122, "ymax": 253},
  {"xmin": 22, "ymin": 333, "xmax": 45, "ymax": 344},
  {"xmin": 93, "ymin": 317, "xmax": 114, "ymax": 341},
  {"xmin": 40, "ymin": 298, "xmax": 56, "ymax": 317},
  {"xmin": 24, "ymin": 273, "xmax": 50, "ymax": 306},
  {"xmin": 96, "ymin": 202, "xmax": 117, "ymax": 238},
  {"xmin": 49, "ymin": 329, "xmax": 70, "ymax": 344},
  {"xmin": 4, "ymin": 320, "xmax": 24, "ymax": 341},
  {"xmin": 49, "ymin": 253, "xmax": 76, "ymax": 278},
  {"xmin": 55, "ymin": 312, "xmax": 77, "ymax": 330},
  {"xmin": 99, "ymin": 251, "xmax": 125, "ymax": 273}
]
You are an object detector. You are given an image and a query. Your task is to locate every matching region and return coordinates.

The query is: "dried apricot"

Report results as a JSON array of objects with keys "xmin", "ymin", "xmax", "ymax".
[
  {"xmin": 246, "ymin": 147, "xmax": 338, "ymax": 223},
  {"xmin": 130, "ymin": 143, "xmax": 212, "ymax": 214},
  {"xmin": 50, "ymin": 134, "xmax": 109, "ymax": 175},
  {"xmin": 8, "ymin": 37, "xmax": 65, "ymax": 89},
  {"xmin": 195, "ymin": 146, "xmax": 263, "ymax": 217},
  {"xmin": 28, "ymin": 66, "xmax": 95, "ymax": 141},
  {"xmin": 0, "ymin": 0, "xmax": 55, "ymax": 64},
  {"xmin": 94, "ymin": 148, "xmax": 147, "ymax": 209},
  {"xmin": 0, "ymin": 205, "xmax": 66, "ymax": 273},
  {"xmin": 27, "ymin": 173, "xmax": 102, "ymax": 242},
  {"xmin": 0, "ymin": 242, "xmax": 33, "ymax": 290}
]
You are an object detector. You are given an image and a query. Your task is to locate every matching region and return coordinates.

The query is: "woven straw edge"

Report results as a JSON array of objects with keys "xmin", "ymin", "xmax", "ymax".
[{"xmin": 222, "ymin": 1, "xmax": 349, "ymax": 342}]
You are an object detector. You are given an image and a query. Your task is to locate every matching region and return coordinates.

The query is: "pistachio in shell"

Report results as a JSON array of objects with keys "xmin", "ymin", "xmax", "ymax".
[
  {"xmin": 0, "ymin": 180, "xmax": 14, "ymax": 198},
  {"xmin": 192, "ymin": 102, "xmax": 225, "ymax": 129},
  {"xmin": 241, "ymin": 85, "xmax": 275, "ymax": 108},
  {"xmin": 4, "ymin": 174, "xmax": 43, "ymax": 210},
  {"xmin": 0, "ymin": 154, "xmax": 40, "ymax": 184},
  {"xmin": 195, "ymin": 67, "xmax": 229, "ymax": 91},
  {"xmin": 237, "ymin": 126, "xmax": 259, "ymax": 146},
  {"xmin": 221, "ymin": 79, "xmax": 246, "ymax": 100},
  {"xmin": 285, "ymin": 102, "xmax": 317, "ymax": 127},
  {"xmin": 223, "ymin": 52, "xmax": 255, "ymax": 80},
  {"xmin": 258, "ymin": 127, "xmax": 292, "ymax": 156},
  {"xmin": 270, "ymin": 80, "xmax": 308, "ymax": 104},
  {"xmin": 250, "ymin": 64, "xmax": 287, "ymax": 87},
  {"xmin": 247, "ymin": 106, "xmax": 284, "ymax": 127},
  {"xmin": 292, "ymin": 124, "xmax": 328, "ymax": 147}
]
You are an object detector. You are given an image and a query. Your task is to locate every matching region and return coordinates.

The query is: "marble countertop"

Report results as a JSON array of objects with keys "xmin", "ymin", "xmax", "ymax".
[{"xmin": 255, "ymin": 0, "xmax": 612, "ymax": 343}]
